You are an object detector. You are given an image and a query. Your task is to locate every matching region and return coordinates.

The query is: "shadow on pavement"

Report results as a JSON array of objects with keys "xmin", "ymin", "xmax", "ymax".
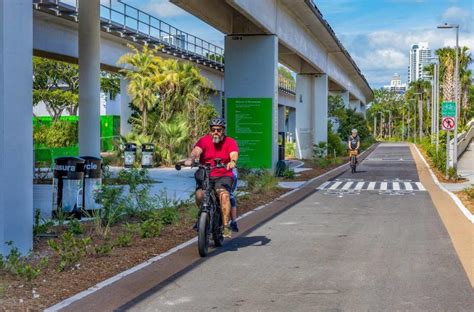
[{"xmin": 217, "ymin": 235, "xmax": 271, "ymax": 252}]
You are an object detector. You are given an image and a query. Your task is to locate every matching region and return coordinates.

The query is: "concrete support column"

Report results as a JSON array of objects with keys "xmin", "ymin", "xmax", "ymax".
[
  {"xmin": 295, "ymin": 74, "xmax": 313, "ymax": 159},
  {"xmin": 287, "ymin": 108, "xmax": 296, "ymax": 142},
  {"xmin": 350, "ymin": 99, "xmax": 361, "ymax": 112},
  {"xmin": 0, "ymin": 0, "xmax": 33, "ymax": 254},
  {"xmin": 278, "ymin": 105, "xmax": 285, "ymax": 132},
  {"xmin": 341, "ymin": 91, "xmax": 349, "ymax": 109},
  {"xmin": 120, "ymin": 77, "xmax": 132, "ymax": 135},
  {"xmin": 78, "ymin": 0, "xmax": 101, "ymax": 157},
  {"xmin": 224, "ymin": 35, "xmax": 278, "ymax": 169},
  {"xmin": 314, "ymin": 74, "xmax": 328, "ymax": 146}
]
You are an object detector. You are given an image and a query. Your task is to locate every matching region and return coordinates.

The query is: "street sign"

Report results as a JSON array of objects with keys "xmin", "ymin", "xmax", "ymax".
[
  {"xmin": 442, "ymin": 116, "xmax": 456, "ymax": 131},
  {"xmin": 441, "ymin": 102, "xmax": 456, "ymax": 117}
]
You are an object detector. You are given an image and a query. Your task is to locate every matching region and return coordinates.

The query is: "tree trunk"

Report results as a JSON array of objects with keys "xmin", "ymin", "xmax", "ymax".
[{"xmin": 418, "ymin": 96, "xmax": 423, "ymax": 140}]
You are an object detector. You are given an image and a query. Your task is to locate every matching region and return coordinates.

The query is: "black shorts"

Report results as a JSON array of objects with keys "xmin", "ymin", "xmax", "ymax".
[{"xmin": 196, "ymin": 175, "xmax": 234, "ymax": 192}]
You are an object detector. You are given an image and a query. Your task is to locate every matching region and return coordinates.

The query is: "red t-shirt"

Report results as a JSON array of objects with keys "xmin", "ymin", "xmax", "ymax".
[{"xmin": 195, "ymin": 134, "xmax": 239, "ymax": 177}]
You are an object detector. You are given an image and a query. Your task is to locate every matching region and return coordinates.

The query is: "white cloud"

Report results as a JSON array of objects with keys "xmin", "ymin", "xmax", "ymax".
[{"xmin": 144, "ymin": 0, "xmax": 187, "ymax": 18}]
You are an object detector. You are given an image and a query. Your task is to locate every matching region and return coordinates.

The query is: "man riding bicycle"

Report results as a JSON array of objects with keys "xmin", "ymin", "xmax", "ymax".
[
  {"xmin": 348, "ymin": 128, "xmax": 360, "ymax": 161},
  {"xmin": 185, "ymin": 118, "xmax": 239, "ymax": 238}
]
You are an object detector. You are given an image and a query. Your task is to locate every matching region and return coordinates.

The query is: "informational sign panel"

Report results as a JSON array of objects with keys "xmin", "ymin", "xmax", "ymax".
[
  {"xmin": 226, "ymin": 98, "xmax": 273, "ymax": 169},
  {"xmin": 442, "ymin": 116, "xmax": 456, "ymax": 131},
  {"xmin": 442, "ymin": 102, "xmax": 456, "ymax": 117}
]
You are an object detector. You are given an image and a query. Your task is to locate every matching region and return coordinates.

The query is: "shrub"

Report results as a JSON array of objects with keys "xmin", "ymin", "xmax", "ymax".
[
  {"xmin": 158, "ymin": 207, "xmax": 180, "ymax": 225},
  {"xmin": 0, "ymin": 242, "xmax": 49, "ymax": 282},
  {"xmin": 48, "ymin": 232, "xmax": 91, "ymax": 271},
  {"xmin": 285, "ymin": 142, "xmax": 296, "ymax": 159},
  {"xmin": 33, "ymin": 208, "xmax": 54, "ymax": 236},
  {"xmin": 68, "ymin": 219, "xmax": 84, "ymax": 235},
  {"xmin": 93, "ymin": 240, "xmax": 114, "ymax": 257},
  {"xmin": 34, "ymin": 120, "xmax": 78, "ymax": 148},
  {"xmin": 327, "ymin": 131, "xmax": 346, "ymax": 157},
  {"xmin": 93, "ymin": 184, "xmax": 127, "ymax": 237},
  {"xmin": 463, "ymin": 185, "xmax": 474, "ymax": 200},
  {"xmin": 281, "ymin": 168, "xmax": 295, "ymax": 179},
  {"xmin": 115, "ymin": 232, "xmax": 132, "ymax": 248},
  {"xmin": 140, "ymin": 219, "xmax": 163, "ymax": 238}
]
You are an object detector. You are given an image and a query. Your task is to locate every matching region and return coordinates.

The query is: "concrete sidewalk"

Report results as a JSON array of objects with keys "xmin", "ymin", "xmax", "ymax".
[{"xmin": 442, "ymin": 140, "xmax": 474, "ymax": 192}]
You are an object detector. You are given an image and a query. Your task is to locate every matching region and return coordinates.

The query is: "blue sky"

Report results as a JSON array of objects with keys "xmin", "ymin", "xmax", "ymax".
[{"xmin": 122, "ymin": 0, "xmax": 473, "ymax": 89}]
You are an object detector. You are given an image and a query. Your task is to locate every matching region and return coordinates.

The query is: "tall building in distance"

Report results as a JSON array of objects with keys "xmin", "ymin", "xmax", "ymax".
[
  {"xmin": 384, "ymin": 73, "xmax": 407, "ymax": 94},
  {"xmin": 408, "ymin": 42, "xmax": 432, "ymax": 84}
]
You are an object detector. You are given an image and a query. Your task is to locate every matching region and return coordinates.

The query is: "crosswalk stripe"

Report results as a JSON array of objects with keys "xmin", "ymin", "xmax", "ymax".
[
  {"xmin": 355, "ymin": 182, "xmax": 365, "ymax": 190},
  {"xmin": 393, "ymin": 182, "xmax": 400, "ymax": 190},
  {"xmin": 415, "ymin": 182, "xmax": 426, "ymax": 191},
  {"xmin": 405, "ymin": 183, "xmax": 413, "ymax": 191},
  {"xmin": 367, "ymin": 182, "xmax": 376, "ymax": 190},
  {"xmin": 317, "ymin": 181, "xmax": 330, "ymax": 190},
  {"xmin": 341, "ymin": 182, "xmax": 354, "ymax": 190},
  {"xmin": 380, "ymin": 182, "xmax": 388, "ymax": 191},
  {"xmin": 329, "ymin": 182, "xmax": 342, "ymax": 190}
]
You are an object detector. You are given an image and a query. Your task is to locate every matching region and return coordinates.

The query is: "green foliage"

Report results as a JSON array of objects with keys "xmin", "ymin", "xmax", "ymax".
[
  {"xmin": 338, "ymin": 109, "xmax": 370, "ymax": 142},
  {"xmin": 419, "ymin": 136, "xmax": 447, "ymax": 174},
  {"xmin": 92, "ymin": 184, "xmax": 127, "ymax": 238},
  {"xmin": 100, "ymin": 72, "xmax": 120, "ymax": 100},
  {"xmin": 447, "ymin": 167, "xmax": 458, "ymax": 181},
  {"xmin": 140, "ymin": 218, "xmax": 163, "ymax": 238},
  {"xmin": 68, "ymin": 219, "xmax": 84, "ymax": 235},
  {"xmin": 327, "ymin": 130, "xmax": 346, "ymax": 157},
  {"xmin": 313, "ymin": 142, "xmax": 327, "ymax": 159},
  {"xmin": 195, "ymin": 104, "xmax": 219, "ymax": 137},
  {"xmin": 157, "ymin": 116, "xmax": 189, "ymax": 165},
  {"xmin": 115, "ymin": 226, "xmax": 133, "ymax": 248},
  {"xmin": 285, "ymin": 142, "xmax": 296, "ymax": 159},
  {"xmin": 158, "ymin": 207, "xmax": 180, "ymax": 225},
  {"xmin": 33, "ymin": 208, "xmax": 54, "ymax": 236},
  {"xmin": 47, "ymin": 232, "xmax": 91, "ymax": 271},
  {"xmin": 93, "ymin": 240, "xmax": 114, "ymax": 257},
  {"xmin": 281, "ymin": 168, "xmax": 295, "ymax": 179},
  {"xmin": 241, "ymin": 169, "xmax": 279, "ymax": 193},
  {"xmin": 33, "ymin": 120, "xmax": 78, "ymax": 147},
  {"xmin": 0, "ymin": 242, "xmax": 49, "ymax": 282},
  {"xmin": 463, "ymin": 185, "xmax": 474, "ymax": 200}
]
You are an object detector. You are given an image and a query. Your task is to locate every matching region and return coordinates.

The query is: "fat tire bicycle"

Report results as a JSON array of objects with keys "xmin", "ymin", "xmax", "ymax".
[{"xmin": 176, "ymin": 158, "xmax": 227, "ymax": 257}]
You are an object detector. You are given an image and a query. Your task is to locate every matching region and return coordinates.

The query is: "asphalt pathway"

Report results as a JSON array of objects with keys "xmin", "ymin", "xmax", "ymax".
[{"xmin": 127, "ymin": 143, "xmax": 473, "ymax": 311}]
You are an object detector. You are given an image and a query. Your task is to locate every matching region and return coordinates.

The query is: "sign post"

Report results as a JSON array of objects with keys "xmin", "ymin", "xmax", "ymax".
[{"xmin": 442, "ymin": 102, "xmax": 456, "ymax": 176}]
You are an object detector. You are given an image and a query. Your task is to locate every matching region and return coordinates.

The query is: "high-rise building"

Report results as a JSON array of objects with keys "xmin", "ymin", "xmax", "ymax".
[
  {"xmin": 408, "ymin": 42, "xmax": 432, "ymax": 84},
  {"xmin": 384, "ymin": 73, "xmax": 407, "ymax": 94}
]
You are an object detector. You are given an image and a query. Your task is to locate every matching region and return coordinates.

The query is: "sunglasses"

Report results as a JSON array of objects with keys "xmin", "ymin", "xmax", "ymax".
[{"xmin": 211, "ymin": 127, "xmax": 223, "ymax": 133}]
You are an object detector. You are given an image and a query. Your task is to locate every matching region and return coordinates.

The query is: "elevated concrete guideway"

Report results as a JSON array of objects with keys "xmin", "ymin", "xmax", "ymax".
[
  {"xmin": 171, "ymin": 0, "xmax": 372, "ymax": 104},
  {"xmin": 172, "ymin": 0, "xmax": 372, "ymax": 159}
]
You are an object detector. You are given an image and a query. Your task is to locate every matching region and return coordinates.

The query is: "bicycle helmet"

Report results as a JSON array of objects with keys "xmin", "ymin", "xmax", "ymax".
[{"xmin": 209, "ymin": 117, "xmax": 226, "ymax": 128}]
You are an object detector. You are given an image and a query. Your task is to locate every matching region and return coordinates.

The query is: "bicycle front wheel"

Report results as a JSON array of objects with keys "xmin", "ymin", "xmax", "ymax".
[{"xmin": 198, "ymin": 212, "xmax": 210, "ymax": 257}]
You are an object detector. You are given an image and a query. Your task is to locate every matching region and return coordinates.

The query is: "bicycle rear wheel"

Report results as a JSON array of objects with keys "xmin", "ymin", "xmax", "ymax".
[{"xmin": 198, "ymin": 212, "xmax": 210, "ymax": 257}]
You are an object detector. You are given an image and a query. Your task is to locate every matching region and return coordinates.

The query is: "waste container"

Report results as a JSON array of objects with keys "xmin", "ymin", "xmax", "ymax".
[
  {"xmin": 124, "ymin": 143, "xmax": 137, "ymax": 168},
  {"xmin": 52, "ymin": 157, "xmax": 85, "ymax": 218},
  {"xmin": 278, "ymin": 132, "xmax": 286, "ymax": 161},
  {"xmin": 81, "ymin": 156, "xmax": 102, "ymax": 213},
  {"xmin": 141, "ymin": 143, "xmax": 155, "ymax": 168}
]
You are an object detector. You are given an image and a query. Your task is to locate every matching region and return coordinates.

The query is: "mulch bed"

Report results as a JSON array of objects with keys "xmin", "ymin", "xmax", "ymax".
[
  {"xmin": 454, "ymin": 191, "xmax": 474, "ymax": 215},
  {"xmin": 284, "ymin": 158, "xmax": 346, "ymax": 182},
  {"xmin": 0, "ymin": 188, "xmax": 288, "ymax": 311},
  {"xmin": 416, "ymin": 146, "xmax": 467, "ymax": 183}
]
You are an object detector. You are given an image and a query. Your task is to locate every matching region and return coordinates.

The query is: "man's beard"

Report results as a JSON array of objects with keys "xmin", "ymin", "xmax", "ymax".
[{"xmin": 212, "ymin": 134, "xmax": 224, "ymax": 144}]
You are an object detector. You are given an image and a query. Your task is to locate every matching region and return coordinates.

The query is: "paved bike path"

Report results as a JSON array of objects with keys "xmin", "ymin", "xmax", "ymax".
[{"xmin": 126, "ymin": 143, "xmax": 474, "ymax": 311}]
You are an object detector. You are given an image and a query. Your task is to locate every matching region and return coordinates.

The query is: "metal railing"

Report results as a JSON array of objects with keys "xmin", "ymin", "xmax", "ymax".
[
  {"xmin": 33, "ymin": 0, "xmax": 224, "ymax": 69},
  {"xmin": 33, "ymin": 0, "xmax": 295, "ymax": 94}
]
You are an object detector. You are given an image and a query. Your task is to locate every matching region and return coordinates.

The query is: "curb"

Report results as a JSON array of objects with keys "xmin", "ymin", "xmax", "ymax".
[
  {"xmin": 46, "ymin": 144, "xmax": 378, "ymax": 311},
  {"xmin": 413, "ymin": 144, "xmax": 474, "ymax": 224}
]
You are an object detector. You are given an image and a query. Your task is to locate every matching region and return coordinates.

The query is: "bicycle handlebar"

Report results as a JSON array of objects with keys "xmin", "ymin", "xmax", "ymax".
[{"xmin": 175, "ymin": 159, "xmax": 227, "ymax": 171}]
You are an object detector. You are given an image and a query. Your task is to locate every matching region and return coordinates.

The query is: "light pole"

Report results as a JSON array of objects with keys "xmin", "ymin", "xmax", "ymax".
[
  {"xmin": 427, "ymin": 57, "xmax": 440, "ymax": 152},
  {"xmin": 438, "ymin": 23, "xmax": 460, "ymax": 170}
]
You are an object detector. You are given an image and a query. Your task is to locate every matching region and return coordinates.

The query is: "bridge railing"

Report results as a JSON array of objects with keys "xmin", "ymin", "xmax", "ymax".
[{"xmin": 34, "ymin": 0, "xmax": 224, "ymax": 69}]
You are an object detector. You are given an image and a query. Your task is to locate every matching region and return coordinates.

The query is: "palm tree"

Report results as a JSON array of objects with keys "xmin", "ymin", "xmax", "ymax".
[
  {"xmin": 118, "ymin": 44, "xmax": 160, "ymax": 134},
  {"xmin": 407, "ymin": 79, "xmax": 431, "ymax": 138}
]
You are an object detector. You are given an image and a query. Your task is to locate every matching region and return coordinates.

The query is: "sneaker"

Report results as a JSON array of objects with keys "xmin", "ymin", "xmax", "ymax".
[
  {"xmin": 230, "ymin": 220, "xmax": 239, "ymax": 232},
  {"xmin": 223, "ymin": 226, "xmax": 232, "ymax": 238}
]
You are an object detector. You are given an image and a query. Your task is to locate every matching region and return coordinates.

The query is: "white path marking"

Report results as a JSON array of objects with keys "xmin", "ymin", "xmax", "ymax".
[
  {"xmin": 329, "ymin": 182, "xmax": 342, "ymax": 190},
  {"xmin": 355, "ymin": 182, "xmax": 365, "ymax": 190},
  {"xmin": 405, "ymin": 183, "xmax": 413, "ymax": 191},
  {"xmin": 380, "ymin": 182, "xmax": 388, "ymax": 191},
  {"xmin": 393, "ymin": 182, "xmax": 400, "ymax": 191},
  {"xmin": 415, "ymin": 182, "xmax": 426, "ymax": 191},
  {"xmin": 341, "ymin": 182, "xmax": 354, "ymax": 190},
  {"xmin": 367, "ymin": 182, "xmax": 376, "ymax": 190}
]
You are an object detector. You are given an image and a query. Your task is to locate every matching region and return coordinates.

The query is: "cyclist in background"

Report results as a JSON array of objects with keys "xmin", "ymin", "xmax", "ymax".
[{"xmin": 348, "ymin": 128, "xmax": 360, "ymax": 161}]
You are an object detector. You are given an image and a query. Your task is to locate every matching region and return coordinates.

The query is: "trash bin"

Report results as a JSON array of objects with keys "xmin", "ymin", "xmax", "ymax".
[
  {"xmin": 52, "ymin": 157, "xmax": 85, "ymax": 218},
  {"xmin": 141, "ymin": 143, "xmax": 155, "ymax": 168},
  {"xmin": 81, "ymin": 156, "xmax": 102, "ymax": 213},
  {"xmin": 124, "ymin": 143, "xmax": 137, "ymax": 168},
  {"xmin": 278, "ymin": 132, "xmax": 286, "ymax": 161}
]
